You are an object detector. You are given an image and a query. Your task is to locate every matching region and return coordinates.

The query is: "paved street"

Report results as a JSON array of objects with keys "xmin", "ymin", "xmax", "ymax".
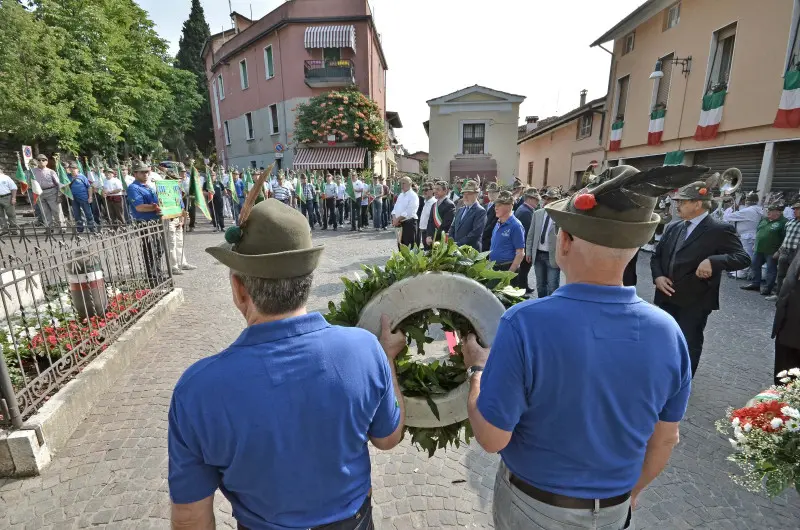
[{"xmin": 1, "ymin": 222, "xmax": 799, "ymax": 529}]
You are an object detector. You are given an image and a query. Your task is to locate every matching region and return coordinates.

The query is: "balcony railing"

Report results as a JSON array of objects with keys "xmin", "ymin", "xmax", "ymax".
[{"xmin": 304, "ymin": 59, "xmax": 355, "ymax": 88}]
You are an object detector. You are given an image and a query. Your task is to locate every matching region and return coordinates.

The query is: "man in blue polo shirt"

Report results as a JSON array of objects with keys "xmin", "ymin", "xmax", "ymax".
[
  {"xmin": 128, "ymin": 161, "xmax": 164, "ymax": 287},
  {"xmin": 169, "ymin": 197, "xmax": 407, "ymax": 530},
  {"xmin": 65, "ymin": 161, "xmax": 96, "ymax": 233},
  {"xmin": 489, "ymin": 191, "xmax": 525, "ymax": 274},
  {"xmin": 462, "ymin": 165, "xmax": 707, "ymax": 529}
]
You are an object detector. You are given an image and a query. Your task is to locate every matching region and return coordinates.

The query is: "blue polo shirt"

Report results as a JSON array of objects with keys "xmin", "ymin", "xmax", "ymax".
[
  {"xmin": 168, "ymin": 313, "xmax": 400, "ymax": 529},
  {"xmin": 69, "ymin": 174, "xmax": 92, "ymax": 202},
  {"xmin": 489, "ymin": 215, "xmax": 525, "ymax": 264},
  {"xmin": 126, "ymin": 180, "xmax": 160, "ymax": 221},
  {"xmin": 478, "ymin": 284, "xmax": 691, "ymax": 499},
  {"xmin": 234, "ymin": 178, "xmax": 245, "ymax": 199}
]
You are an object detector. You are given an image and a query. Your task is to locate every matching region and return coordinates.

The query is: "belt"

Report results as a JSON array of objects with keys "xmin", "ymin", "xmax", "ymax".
[
  {"xmin": 0, "ymin": 194, "xmax": 9, "ymax": 198},
  {"xmin": 509, "ymin": 473, "xmax": 630, "ymax": 509},
  {"xmin": 237, "ymin": 495, "xmax": 371, "ymax": 530}
]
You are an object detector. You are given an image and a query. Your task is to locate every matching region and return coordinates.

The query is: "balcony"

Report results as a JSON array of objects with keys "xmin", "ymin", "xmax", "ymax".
[{"xmin": 304, "ymin": 59, "xmax": 355, "ymax": 88}]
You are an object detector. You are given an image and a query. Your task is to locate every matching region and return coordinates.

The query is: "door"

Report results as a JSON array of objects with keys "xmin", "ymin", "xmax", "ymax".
[
  {"xmin": 693, "ymin": 144, "xmax": 764, "ymax": 193},
  {"xmin": 773, "ymin": 141, "xmax": 800, "ymax": 195}
]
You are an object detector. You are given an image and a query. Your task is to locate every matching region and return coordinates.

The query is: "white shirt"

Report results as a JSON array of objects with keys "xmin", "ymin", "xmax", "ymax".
[
  {"xmin": 419, "ymin": 196, "xmax": 437, "ymax": 230},
  {"xmin": 147, "ymin": 172, "xmax": 163, "ymax": 191},
  {"xmin": 124, "ymin": 175, "xmax": 135, "ymax": 187},
  {"xmin": 351, "ymin": 179, "xmax": 364, "ymax": 199},
  {"xmin": 537, "ymin": 211, "xmax": 553, "ymax": 252},
  {"xmin": 723, "ymin": 204, "xmax": 763, "ymax": 239},
  {"xmin": 103, "ymin": 177, "xmax": 123, "ymax": 196},
  {"xmin": 0, "ymin": 174, "xmax": 18, "ymax": 195},
  {"xmin": 336, "ymin": 183, "xmax": 346, "ymax": 200},
  {"xmin": 685, "ymin": 211, "xmax": 709, "ymax": 239},
  {"xmin": 182, "ymin": 176, "xmax": 191, "ymax": 194},
  {"xmin": 392, "ymin": 189, "xmax": 419, "ymax": 220},
  {"xmin": 784, "ymin": 206, "xmax": 796, "ymax": 221}
]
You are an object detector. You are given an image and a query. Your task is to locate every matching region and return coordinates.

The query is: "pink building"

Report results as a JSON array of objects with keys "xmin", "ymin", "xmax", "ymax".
[{"xmin": 201, "ymin": 0, "xmax": 390, "ymax": 173}]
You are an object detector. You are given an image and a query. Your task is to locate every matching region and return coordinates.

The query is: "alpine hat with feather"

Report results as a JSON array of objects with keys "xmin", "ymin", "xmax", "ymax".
[{"xmin": 546, "ymin": 164, "xmax": 709, "ymax": 249}]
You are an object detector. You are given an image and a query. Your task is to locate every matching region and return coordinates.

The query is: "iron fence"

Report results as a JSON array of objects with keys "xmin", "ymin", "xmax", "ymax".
[{"xmin": 0, "ymin": 221, "xmax": 173, "ymax": 427}]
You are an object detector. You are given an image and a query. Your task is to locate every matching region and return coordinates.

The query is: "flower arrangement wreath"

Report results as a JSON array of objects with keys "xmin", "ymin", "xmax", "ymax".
[{"xmin": 325, "ymin": 238, "xmax": 524, "ymax": 456}]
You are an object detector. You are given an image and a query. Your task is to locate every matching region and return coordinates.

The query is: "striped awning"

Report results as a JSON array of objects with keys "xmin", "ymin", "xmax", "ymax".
[
  {"xmin": 304, "ymin": 25, "xmax": 356, "ymax": 50},
  {"xmin": 294, "ymin": 147, "xmax": 367, "ymax": 170}
]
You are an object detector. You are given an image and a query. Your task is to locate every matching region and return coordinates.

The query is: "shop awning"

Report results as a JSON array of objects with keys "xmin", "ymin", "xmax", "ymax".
[
  {"xmin": 294, "ymin": 147, "xmax": 367, "ymax": 170},
  {"xmin": 304, "ymin": 25, "xmax": 356, "ymax": 50}
]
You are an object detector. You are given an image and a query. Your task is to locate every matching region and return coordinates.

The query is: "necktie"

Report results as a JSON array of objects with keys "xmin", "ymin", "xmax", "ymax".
[
  {"xmin": 682, "ymin": 220, "xmax": 692, "ymax": 240},
  {"xmin": 540, "ymin": 214, "xmax": 550, "ymax": 245},
  {"xmin": 668, "ymin": 221, "xmax": 691, "ymax": 277},
  {"xmin": 461, "ymin": 205, "xmax": 469, "ymax": 222}
]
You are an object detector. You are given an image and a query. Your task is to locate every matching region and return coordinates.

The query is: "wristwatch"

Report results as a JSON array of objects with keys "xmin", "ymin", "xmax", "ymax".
[{"xmin": 466, "ymin": 365, "xmax": 484, "ymax": 378}]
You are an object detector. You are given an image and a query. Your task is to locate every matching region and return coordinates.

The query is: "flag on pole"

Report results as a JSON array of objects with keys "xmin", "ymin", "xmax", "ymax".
[
  {"xmin": 296, "ymin": 176, "xmax": 305, "ymax": 203},
  {"xmin": 87, "ymin": 157, "xmax": 104, "ymax": 195},
  {"xmin": 243, "ymin": 169, "xmax": 255, "ymax": 191},
  {"xmin": 647, "ymin": 108, "xmax": 666, "ymax": 145},
  {"xmin": 664, "ymin": 150, "xmax": 685, "ymax": 166},
  {"xmin": 14, "ymin": 157, "xmax": 29, "ymax": 195},
  {"xmin": 694, "ymin": 90, "xmax": 726, "ymax": 141},
  {"xmin": 56, "ymin": 158, "xmax": 73, "ymax": 200},
  {"xmin": 191, "ymin": 165, "xmax": 212, "ymax": 219},
  {"xmin": 345, "ymin": 177, "xmax": 355, "ymax": 200},
  {"xmin": 609, "ymin": 120, "xmax": 624, "ymax": 151},
  {"xmin": 118, "ymin": 165, "xmax": 128, "ymax": 193},
  {"xmin": 774, "ymin": 70, "xmax": 800, "ymax": 128},
  {"xmin": 229, "ymin": 171, "xmax": 240, "ymax": 204}
]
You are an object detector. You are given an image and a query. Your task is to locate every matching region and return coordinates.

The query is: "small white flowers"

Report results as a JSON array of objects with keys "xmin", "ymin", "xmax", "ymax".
[
  {"xmin": 731, "ymin": 417, "xmax": 741, "ymax": 427},
  {"xmin": 728, "ymin": 438, "xmax": 739, "ymax": 449},
  {"xmin": 770, "ymin": 418, "xmax": 784, "ymax": 430},
  {"xmin": 786, "ymin": 418, "xmax": 800, "ymax": 432},
  {"xmin": 780, "ymin": 406, "xmax": 800, "ymax": 419},
  {"xmin": 743, "ymin": 423, "xmax": 752, "ymax": 432},
  {"xmin": 777, "ymin": 370, "xmax": 789, "ymax": 378},
  {"xmin": 790, "ymin": 368, "xmax": 800, "ymax": 377}
]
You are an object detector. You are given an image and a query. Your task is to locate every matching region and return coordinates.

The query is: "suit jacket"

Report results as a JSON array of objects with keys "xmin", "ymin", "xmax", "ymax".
[
  {"xmin": 773, "ymin": 249, "xmax": 800, "ymax": 347},
  {"xmin": 525, "ymin": 208, "xmax": 558, "ymax": 268},
  {"xmin": 449, "ymin": 202, "xmax": 487, "ymax": 251},
  {"xmin": 481, "ymin": 203, "xmax": 499, "ymax": 252},
  {"xmin": 514, "ymin": 203, "xmax": 534, "ymax": 239},
  {"xmin": 651, "ymin": 215, "xmax": 751, "ymax": 311},
  {"xmin": 426, "ymin": 198, "xmax": 455, "ymax": 242}
]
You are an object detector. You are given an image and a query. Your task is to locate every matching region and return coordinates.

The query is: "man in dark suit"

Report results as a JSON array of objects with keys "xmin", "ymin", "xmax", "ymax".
[
  {"xmin": 448, "ymin": 180, "xmax": 487, "ymax": 251},
  {"xmin": 481, "ymin": 182, "xmax": 500, "ymax": 252},
  {"xmin": 772, "ymin": 249, "xmax": 800, "ymax": 385},
  {"xmin": 512, "ymin": 187, "xmax": 540, "ymax": 293},
  {"xmin": 651, "ymin": 181, "xmax": 751, "ymax": 377},
  {"xmin": 426, "ymin": 180, "xmax": 456, "ymax": 246}
]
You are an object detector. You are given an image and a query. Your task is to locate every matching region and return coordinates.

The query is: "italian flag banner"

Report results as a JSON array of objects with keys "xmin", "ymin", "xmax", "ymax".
[
  {"xmin": 609, "ymin": 120, "xmax": 624, "ymax": 151},
  {"xmin": 648, "ymin": 108, "xmax": 666, "ymax": 145},
  {"xmin": 694, "ymin": 90, "xmax": 726, "ymax": 141},
  {"xmin": 774, "ymin": 70, "xmax": 800, "ymax": 128}
]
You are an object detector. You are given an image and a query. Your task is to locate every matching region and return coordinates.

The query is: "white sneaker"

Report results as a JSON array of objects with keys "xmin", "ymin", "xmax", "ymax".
[
  {"xmin": 180, "ymin": 264, "xmax": 197, "ymax": 270},
  {"xmin": 171, "ymin": 267, "xmax": 184, "ymax": 275},
  {"xmin": 765, "ymin": 295, "xmax": 778, "ymax": 302}
]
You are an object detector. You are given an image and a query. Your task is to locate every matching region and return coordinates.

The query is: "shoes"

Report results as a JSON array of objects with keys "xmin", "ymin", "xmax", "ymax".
[
  {"xmin": 761, "ymin": 290, "xmax": 772, "ymax": 296},
  {"xmin": 740, "ymin": 284, "xmax": 760, "ymax": 291},
  {"xmin": 171, "ymin": 267, "xmax": 184, "ymax": 275},
  {"xmin": 180, "ymin": 264, "xmax": 197, "ymax": 270},
  {"xmin": 333, "ymin": 226, "xmax": 337, "ymax": 231},
  {"xmin": 765, "ymin": 295, "xmax": 778, "ymax": 302},
  {"xmin": 213, "ymin": 228, "xmax": 219, "ymax": 233}
]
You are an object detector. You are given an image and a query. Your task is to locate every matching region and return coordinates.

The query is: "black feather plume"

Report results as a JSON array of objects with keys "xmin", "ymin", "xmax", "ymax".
[{"xmin": 589, "ymin": 165, "xmax": 709, "ymax": 211}]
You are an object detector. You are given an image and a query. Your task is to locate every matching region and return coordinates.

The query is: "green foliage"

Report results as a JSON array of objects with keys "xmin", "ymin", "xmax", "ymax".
[
  {"xmin": 294, "ymin": 88, "xmax": 387, "ymax": 153},
  {"xmin": 325, "ymin": 236, "xmax": 525, "ymax": 456}
]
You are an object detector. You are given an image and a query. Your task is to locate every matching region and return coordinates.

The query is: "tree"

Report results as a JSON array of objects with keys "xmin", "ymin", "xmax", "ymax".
[{"xmin": 175, "ymin": 0, "xmax": 213, "ymax": 154}]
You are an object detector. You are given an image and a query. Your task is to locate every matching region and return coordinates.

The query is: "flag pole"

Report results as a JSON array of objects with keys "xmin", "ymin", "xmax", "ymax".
[{"xmin": 54, "ymin": 154, "xmax": 73, "ymax": 234}]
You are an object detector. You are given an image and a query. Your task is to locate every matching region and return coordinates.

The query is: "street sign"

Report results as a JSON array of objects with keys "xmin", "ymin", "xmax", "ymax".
[
  {"xmin": 22, "ymin": 145, "xmax": 33, "ymax": 166},
  {"xmin": 327, "ymin": 135, "xmax": 336, "ymax": 146},
  {"xmin": 155, "ymin": 179, "xmax": 184, "ymax": 219},
  {"xmin": 274, "ymin": 152, "xmax": 284, "ymax": 159},
  {"xmin": 275, "ymin": 143, "xmax": 284, "ymax": 153}
]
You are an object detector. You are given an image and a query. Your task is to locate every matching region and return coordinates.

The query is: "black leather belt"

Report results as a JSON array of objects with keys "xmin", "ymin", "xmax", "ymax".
[
  {"xmin": 0, "ymin": 194, "xmax": 10, "ymax": 198},
  {"xmin": 509, "ymin": 473, "xmax": 630, "ymax": 509}
]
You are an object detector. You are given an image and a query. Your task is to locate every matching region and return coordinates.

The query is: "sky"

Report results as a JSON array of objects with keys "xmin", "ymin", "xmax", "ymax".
[{"xmin": 137, "ymin": 0, "xmax": 645, "ymax": 154}]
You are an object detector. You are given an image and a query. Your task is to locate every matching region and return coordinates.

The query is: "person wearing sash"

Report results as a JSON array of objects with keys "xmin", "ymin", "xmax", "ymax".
[{"xmin": 425, "ymin": 180, "xmax": 456, "ymax": 247}]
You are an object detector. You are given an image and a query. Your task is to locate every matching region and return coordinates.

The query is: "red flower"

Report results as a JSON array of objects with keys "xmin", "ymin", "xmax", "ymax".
[
  {"xmin": 573, "ymin": 193, "xmax": 597, "ymax": 210},
  {"xmin": 731, "ymin": 401, "xmax": 790, "ymax": 432}
]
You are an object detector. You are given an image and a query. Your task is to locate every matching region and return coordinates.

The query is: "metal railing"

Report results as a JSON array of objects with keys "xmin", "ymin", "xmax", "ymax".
[
  {"xmin": 0, "ymin": 222, "xmax": 173, "ymax": 427},
  {"xmin": 304, "ymin": 59, "xmax": 355, "ymax": 80}
]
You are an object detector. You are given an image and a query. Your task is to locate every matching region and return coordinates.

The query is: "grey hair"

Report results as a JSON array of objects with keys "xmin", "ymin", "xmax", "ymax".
[{"xmin": 233, "ymin": 272, "xmax": 313, "ymax": 315}]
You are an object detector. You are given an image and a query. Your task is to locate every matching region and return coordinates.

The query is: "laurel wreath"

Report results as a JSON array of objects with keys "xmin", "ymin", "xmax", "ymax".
[{"xmin": 324, "ymin": 238, "xmax": 524, "ymax": 456}]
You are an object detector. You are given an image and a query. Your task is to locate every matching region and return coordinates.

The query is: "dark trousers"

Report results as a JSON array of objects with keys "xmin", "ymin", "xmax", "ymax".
[
  {"xmin": 107, "ymin": 198, "xmax": 125, "ymax": 224},
  {"xmin": 139, "ymin": 222, "xmax": 165, "ymax": 289},
  {"xmin": 313, "ymin": 200, "xmax": 321, "ymax": 227},
  {"xmin": 776, "ymin": 249, "xmax": 797, "ymax": 295},
  {"xmin": 360, "ymin": 204, "xmax": 369, "ymax": 228},
  {"xmin": 301, "ymin": 201, "xmax": 315, "ymax": 228},
  {"xmin": 326, "ymin": 197, "xmax": 338, "ymax": 228},
  {"xmin": 212, "ymin": 197, "xmax": 225, "ymax": 229},
  {"xmin": 336, "ymin": 199, "xmax": 344, "ymax": 225},
  {"xmin": 90, "ymin": 198, "xmax": 102, "ymax": 225},
  {"xmin": 382, "ymin": 198, "xmax": 390, "ymax": 228},
  {"xmin": 513, "ymin": 258, "xmax": 532, "ymax": 291},
  {"xmin": 658, "ymin": 301, "xmax": 711, "ymax": 377},
  {"xmin": 71, "ymin": 199, "xmax": 96, "ymax": 233},
  {"xmin": 187, "ymin": 199, "xmax": 196, "ymax": 228},
  {"xmin": 775, "ymin": 340, "xmax": 800, "ymax": 385},
  {"xmin": 399, "ymin": 219, "xmax": 417, "ymax": 248},
  {"xmin": 751, "ymin": 251, "xmax": 778, "ymax": 294},
  {"xmin": 350, "ymin": 199, "xmax": 361, "ymax": 230},
  {"xmin": 421, "ymin": 229, "xmax": 430, "ymax": 250}
]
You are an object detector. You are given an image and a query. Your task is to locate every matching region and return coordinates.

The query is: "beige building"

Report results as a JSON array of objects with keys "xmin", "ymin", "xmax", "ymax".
[
  {"xmin": 425, "ymin": 85, "xmax": 525, "ymax": 185},
  {"xmin": 518, "ymin": 91, "xmax": 606, "ymax": 190},
  {"xmin": 593, "ymin": 0, "xmax": 800, "ymax": 194}
]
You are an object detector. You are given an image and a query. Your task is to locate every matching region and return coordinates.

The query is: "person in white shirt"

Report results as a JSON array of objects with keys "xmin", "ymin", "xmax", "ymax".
[
  {"xmin": 102, "ymin": 168, "xmax": 125, "ymax": 224},
  {"xmin": 335, "ymin": 174, "xmax": 347, "ymax": 225},
  {"xmin": 0, "ymin": 172, "xmax": 19, "ymax": 234},
  {"xmin": 418, "ymin": 182, "xmax": 437, "ymax": 250},
  {"xmin": 349, "ymin": 171, "xmax": 365, "ymax": 232},
  {"xmin": 723, "ymin": 191, "xmax": 763, "ymax": 278},
  {"xmin": 391, "ymin": 176, "xmax": 419, "ymax": 248}
]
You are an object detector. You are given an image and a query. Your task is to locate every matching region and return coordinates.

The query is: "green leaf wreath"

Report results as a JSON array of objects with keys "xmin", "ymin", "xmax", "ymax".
[{"xmin": 325, "ymin": 238, "xmax": 524, "ymax": 457}]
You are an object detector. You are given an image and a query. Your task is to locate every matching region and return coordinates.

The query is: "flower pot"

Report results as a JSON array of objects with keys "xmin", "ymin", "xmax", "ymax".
[{"xmin": 357, "ymin": 272, "xmax": 506, "ymax": 428}]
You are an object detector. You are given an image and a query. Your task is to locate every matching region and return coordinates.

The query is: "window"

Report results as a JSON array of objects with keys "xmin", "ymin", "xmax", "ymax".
[
  {"xmin": 543, "ymin": 158, "xmax": 549, "ymax": 187},
  {"xmin": 577, "ymin": 114, "xmax": 593, "ymax": 139},
  {"xmin": 615, "ymin": 75, "xmax": 630, "ymax": 120},
  {"xmin": 527, "ymin": 161, "xmax": 533, "ymax": 183},
  {"xmin": 245, "ymin": 112, "xmax": 254, "ymax": 140},
  {"xmin": 239, "ymin": 59, "xmax": 249, "ymax": 90},
  {"xmin": 224, "ymin": 121, "xmax": 231, "ymax": 145},
  {"xmin": 623, "ymin": 32, "xmax": 635, "ymax": 55},
  {"xmin": 462, "ymin": 123, "xmax": 485, "ymax": 155},
  {"xmin": 323, "ymin": 48, "xmax": 341, "ymax": 62},
  {"xmin": 264, "ymin": 45, "xmax": 274, "ymax": 79},
  {"xmin": 269, "ymin": 104, "xmax": 279, "ymax": 135},
  {"xmin": 655, "ymin": 53, "xmax": 675, "ymax": 107},
  {"xmin": 212, "ymin": 79, "xmax": 221, "ymax": 129},
  {"xmin": 250, "ymin": 160, "xmax": 257, "ymax": 169},
  {"xmin": 707, "ymin": 23, "xmax": 736, "ymax": 92},
  {"xmin": 663, "ymin": 3, "xmax": 680, "ymax": 31},
  {"xmin": 218, "ymin": 74, "xmax": 225, "ymax": 100}
]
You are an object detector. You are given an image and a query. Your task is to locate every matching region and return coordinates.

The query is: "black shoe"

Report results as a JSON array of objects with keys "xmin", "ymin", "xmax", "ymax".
[
  {"xmin": 740, "ymin": 284, "xmax": 760, "ymax": 291},
  {"xmin": 333, "ymin": 226, "xmax": 337, "ymax": 231},
  {"xmin": 761, "ymin": 290, "xmax": 772, "ymax": 296}
]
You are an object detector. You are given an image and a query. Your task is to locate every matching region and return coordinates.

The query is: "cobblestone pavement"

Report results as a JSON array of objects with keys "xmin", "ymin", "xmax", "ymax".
[{"xmin": 1, "ymin": 222, "xmax": 799, "ymax": 529}]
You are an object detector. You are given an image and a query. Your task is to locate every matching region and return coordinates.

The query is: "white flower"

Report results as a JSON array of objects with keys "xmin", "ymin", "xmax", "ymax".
[
  {"xmin": 743, "ymin": 423, "xmax": 752, "ymax": 432},
  {"xmin": 777, "ymin": 370, "xmax": 789, "ymax": 378},
  {"xmin": 731, "ymin": 418, "xmax": 741, "ymax": 427},
  {"xmin": 780, "ymin": 406, "xmax": 800, "ymax": 419},
  {"xmin": 789, "ymin": 368, "xmax": 800, "ymax": 377},
  {"xmin": 728, "ymin": 438, "xmax": 739, "ymax": 449},
  {"xmin": 781, "ymin": 377, "xmax": 792, "ymax": 384},
  {"xmin": 770, "ymin": 418, "xmax": 784, "ymax": 430},
  {"xmin": 786, "ymin": 419, "xmax": 800, "ymax": 432},
  {"xmin": 734, "ymin": 428, "xmax": 746, "ymax": 441}
]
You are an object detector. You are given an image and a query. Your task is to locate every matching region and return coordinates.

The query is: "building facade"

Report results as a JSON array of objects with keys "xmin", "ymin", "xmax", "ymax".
[
  {"xmin": 426, "ymin": 85, "xmax": 525, "ymax": 185},
  {"xmin": 518, "ymin": 92, "xmax": 606, "ymax": 190},
  {"xmin": 202, "ymin": 0, "xmax": 390, "ymax": 173},
  {"xmin": 593, "ymin": 0, "xmax": 800, "ymax": 194}
]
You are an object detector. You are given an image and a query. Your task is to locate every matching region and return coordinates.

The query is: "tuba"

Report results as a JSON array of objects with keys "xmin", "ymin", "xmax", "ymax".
[{"xmin": 705, "ymin": 167, "xmax": 742, "ymax": 197}]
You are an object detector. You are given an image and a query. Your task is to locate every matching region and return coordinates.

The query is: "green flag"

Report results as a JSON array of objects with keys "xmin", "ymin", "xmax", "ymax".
[
  {"xmin": 229, "ymin": 170, "xmax": 240, "ymax": 204},
  {"xmin": 14, "ymin": 159, "xmax": 29, "ymax": 194},
  {"xmin": 117, "ymin": 165, "xmax": 128, "ymax": 193},
  {"xmin": 345, "ymin": 178, "xmax": 355, "ymax": 200},
  {"xmin": 57, "ymin": 158, "xmax": 73, "ymax": 200},
  {"xmin": 296, "ymin": 176, "xmax": 305, "ymax": 203},
  {"xmin": 191, "ymin": 165, "xmax": 212, "ymax": 220}
]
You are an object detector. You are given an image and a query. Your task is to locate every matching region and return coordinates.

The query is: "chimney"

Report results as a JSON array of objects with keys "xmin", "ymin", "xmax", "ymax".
[
  {"xmin": 525, "ymin": 116, "xmax": 539, "ymax": 133},
  {"xmin": 580, "ymin": 89, "xmax": 588, "ymax": 106}
]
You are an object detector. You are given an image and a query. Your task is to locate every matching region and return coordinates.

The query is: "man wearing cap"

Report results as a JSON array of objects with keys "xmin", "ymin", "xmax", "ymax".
[
  {"xmin": 169, "ymin": 198, "xmax": 407, "ymax": 530},
  {"xmin": 489, "ymin": 191, "xmax": 526, "ymax": 274},
  {"xmin": 418, "ymin": 182, "xmax": 437, "ymax": 250},
  {"xmin": 462, "ymin": 165, "xmax": 707, "ymax": 529},
  {"xmin": 128, "ymin": 161, "xmax": 165, "ymax": 286},
  {"xmin": 741, "ymin": 204, "xmax": 787, "ymax": 296},
  {"xmin": 768, "ymin": 201, "xmax": 800, "ymax": 301},
  {"xmin": 102, "ymin": 167, "xmax": 125, "ymax": 224},
  {"xmin": 652, "ymin": 180, "xmax": 750, "ymax": 376},
  {"xmin": 425, "ymin": 181, "xmax": 456, "ymax": 247},
  {"xmin": 448, "ymin": 180, "xmax": 487, "ymax": 251},
  {"xmin": 513, "ymin": 188, "xmax": 539, "ymax": 293},
  {"xmin": 65, "ymin": 161, "xmax": 96, "ymax": 233},
  {"xmin": 481, "ymin": 182, "xmax": 501, "ymax": 252},
  {"xmin": 31, "ymin": 154, "xmax": 64, "ymax": 230},
  {"xmin": 724, "ymin": 191, "xmax": 763, "ymax": 278},
  {"xmin": 525, "ymin": 188, "xmax": 562, "ymax": 298},
  {"xmin": 391, "ymin": 176, "xmax": 419, "ymax": 248},
  {"xmin": 232, "ymin": 170, "xmax": 246, "ymax": 225},
  {"xmin": 511, "ymin": 179, "xmax": 525, "ymax": 212}
]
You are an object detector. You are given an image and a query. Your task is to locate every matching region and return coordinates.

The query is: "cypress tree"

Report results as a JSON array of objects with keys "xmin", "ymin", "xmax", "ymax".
[{"xmin": 175, "ymin": 0, "xmax": 213, "ymax": 153}]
